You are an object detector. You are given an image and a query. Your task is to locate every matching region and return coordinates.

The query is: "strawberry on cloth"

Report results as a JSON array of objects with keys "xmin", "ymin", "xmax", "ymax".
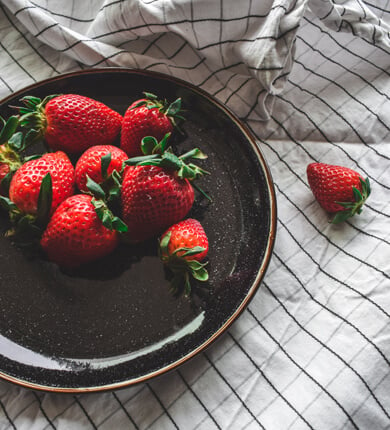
[{"xmin": 307, "ymin": 162, "xmax": 371, "ymax": 223}]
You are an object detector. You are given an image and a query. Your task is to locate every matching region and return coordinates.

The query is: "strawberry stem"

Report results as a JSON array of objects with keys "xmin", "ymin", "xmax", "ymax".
[{"xmin": 331, "ymin": 177, "xmax": 371, "ymax": 224}]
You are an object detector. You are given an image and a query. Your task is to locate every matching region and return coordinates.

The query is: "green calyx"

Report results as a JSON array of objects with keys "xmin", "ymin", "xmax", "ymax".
[
  {"xmin": 331, "ymin": 177, "xmax": 371, "ymax": 224},
  {"xmin": 0, "ymin": 115, "xmax": 48, "ymax": 193},
  {"xmin": 0, "ymin": 115, "xmax": 23, "ymax": 170},
  {"xmin": 159, "ymin": 231, "xmax": 209, "ymax": 297},
  {"xmin": 0, "ymin": 173, "xmax": 53, "ymax": 243},
  {"xmin": 131, "ymin": 92, "xmax": 185, "ymax": 128},
  {"xmin": 91, "ymin": 197, "xmax": 128, "ymax": 233},
  {"xmin": 85, "ymin": 154, "xmax": 128, "ymax": 233},
  {"xmin": 16, "ymin": 94, "xmax": 58, "ymax": 137}
]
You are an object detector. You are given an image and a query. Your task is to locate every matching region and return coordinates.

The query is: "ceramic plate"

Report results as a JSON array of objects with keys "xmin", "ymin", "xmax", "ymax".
[{"xmin": 0, "ymin": 68, "xmax": 276, "ymax": 392}]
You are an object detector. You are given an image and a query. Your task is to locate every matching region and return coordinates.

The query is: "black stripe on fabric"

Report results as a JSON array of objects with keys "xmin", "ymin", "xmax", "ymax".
[
  {"xmin": 274, "ymin": 92, "xmax": 390, "ymax": 192},
  {"xmin": 0, "ymin": 75, "xmax": 13, "ymax": 93},
  {"xmin": 0, "ymin": 40, "xmax": 36, "ymax": 82},
  {"xmin": 277, "ymin": 215, "xmax": 390, "ymax": 321},
  {"xmin": 0, "ymin": 4, "xmax": 60, "ymax": 74},
  {"xmin": 177, "ymin": 369, "xmax": 222, "ymax": 430},
  {"xmin": 272, "ymin": 251, "xmax": 390, "ymax": 367},
  {"xmin": 242, "ymin": 89, "xmax": 267, "ymax": 120},
  {"xmin": 295, "ymin": 40, "xmax": 390, "ymax": 117},
  {"xmin": 224, "ymin": 77, "xmax": 253, "ymax": 105},
  {"xmin": 247, "ymin": 309, "xmax": 360, "ymax": 430},
  {"xmin": 202, "ymin": 352, "xmax": 266, "ymax": 429},
  {"xmin": 196, "ymin": 24, "xmax": 300, "ymax": 51},
  {"xmin": 227, "ymin": 332, "xmax": 314, "ymax": 430},
  {"xmin": 192, "ymin": 368, "xmax": 262, "ymax": 430},
  {"xmin": 95, "ymin": 386, "xmax": 146, "ymax": 428},
  {"xmin": 112, "ymin": 392, "xmax": 139, "ymax": 429},
  {"xmin": 303, "ymin": 16, "xmax": 389, "ymax": 76},
  {"xmin": 33, "ymin": 22, "xmax": 59, "ymax": 38},
  {"xmin": 346, "ymin": 220, "xmax": 390, "ymax": 246},
  {"xmin": 263, "ymin": 282, "xmax": 390, "ymax": 420},
  {"xmin": 287, "ymin": 78, "xmax": 390, "ymax": 164},
  {"xmin": 212, "ymin": 72, "xmax": 237, "ymax": 97},
  {"xmin": 319, "ymin": 5, "xmax": 334, "ymax": 20},
  {"xmin": 142, "ymin": 58, "xmax": 205, "ymax": 72},
  {"xmin": 356, "ymin": 0, "xmax": 367, "ymax": 20},
  {"xmin": 11, "ymin": 399, "xmax": 37, "ymax": 422},
  {"xmin": 219, "ymin": 0, "xmax": 226, "ymax": 69},
  {"xmin": 338, "ymin": 19, "xmax": 390, "ymax": 55},
  {"xmin": 40, "ymin": 400, "xmax": 77, "ymax": 430},
  {"xmin": 72, "ymin": 396, "xmax": 97, "ymax": 430},
  {"xmin": 0, "ymin": 399, "xmax": 17, "ymax": 430},
  {"xmin": 99, "ymin": 0, "xmax": 125, "ymax": 13},
  {"xmin": 14, "ymin": 6, "xmax": 35, "ymax": 17},
  {"xmin": 365, "ymin": 1, "xmax": 390, "ymax": 14},
  {"xmin": 93, "ymin": 6, "xmax": 290, "ymax": 41},
  {"xmin": 28, "ymin": 0, "xmax": 95, "ymax": 23},
  {"xmin": 32, "ymin": 392, "xmax": 56, "ymax": 430},
  {"xmin": 89, "ymin": 13, "xmax": 296, "ymax": 42},
  {"xmin": 146, "ymin": 383, "xmax": 179, "ymax": 430}
]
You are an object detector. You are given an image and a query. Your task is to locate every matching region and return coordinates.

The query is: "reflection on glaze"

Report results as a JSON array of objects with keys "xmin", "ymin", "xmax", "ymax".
[
  {"xmin": 81, "ymin": 311, "xmax": 205, "ymax": 370},
  {"xmin": 0, "ymin": 334, "xmax": 72, "ymax": 371},
  {"xmin": 0, "ymin": 312, "xmax": 205, "ymax": 372}
]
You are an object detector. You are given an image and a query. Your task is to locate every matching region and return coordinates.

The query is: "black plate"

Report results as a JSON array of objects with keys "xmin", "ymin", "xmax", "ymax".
[{"xmin": 0, "ymin": 68, "xmax": 276, "ymax": 392}]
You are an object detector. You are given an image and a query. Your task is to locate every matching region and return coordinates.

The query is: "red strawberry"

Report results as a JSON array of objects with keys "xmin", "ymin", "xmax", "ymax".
[
  {"xmin": 121, "ymin": 164, "xmax": 194, "ymax": 242},
  {"xmin": 120, "ymin": 92, "xmax": 183, "ymax": 157},
  {"xmin": 161, "ymin": 218, "xmax": 209, "ymax": 261},
  {"xmin": 75, "ymin": 145, "xmax": 128, "ymax": 192},
  {"xmin": 40, "ymin": 194, "xmax": 119, "ymax": 267},
  {"xmin": 121, "ymin": 136, "xmax": 209, "ymax": 242},
  {"xmin": 18, "ymin": 94, "xmax": 122, "ymax": 154},
  {"xmin": 159, "ymin": 218, "xmax": 209, "ymax": 296},
  {"xmin": 9, "ymin": 151, "xmax": 75, "ymax": 215},
  {"xmin": 307, "ymin": 162, "xmax": 370, "ymax": 223}
]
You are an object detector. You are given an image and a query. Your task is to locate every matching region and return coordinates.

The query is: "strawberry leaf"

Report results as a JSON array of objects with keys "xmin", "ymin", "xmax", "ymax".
[
  {"xmin": 91, "ymin": 198, "xmax": 128, "ymax": 233},
  {"xmin": 0, "ymin": 195, "xmax": 18, "ymax": 212},
  {"xmin": 166, "ymin": 98, "xmax": 182, "ymax": 117},
  {"xmin": 141, "ymin": 136, "xmax": 159, "ymax": 155},
  {"xmin": 100, "ymin": 152, "xmax": 112, "ymax": 180},
  {"xmin": 112, "ymin": 217, "xmax": 128, "ymax": 233},
  {"xmin": 0, "ymin": 116, "xmax": 19, "ymax": 145},
  {"xmin": 7, "ymin": 132, "xmax": 23, "ymax": 151},
  {"xmin": 36, "ymin": 173, "xmax": 52, "ymax": 227},
  {"xmin": 191, "ymin": 266, "xmax": 209, "ymax": 282},
  {"xmin": 86, "ymin": 175, "xmax": 106, "ymax": 200}
]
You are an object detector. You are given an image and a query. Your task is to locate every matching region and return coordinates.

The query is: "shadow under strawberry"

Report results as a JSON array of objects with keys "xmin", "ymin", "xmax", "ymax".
[{"xmin": 56, "ymin": 239, "xmax": 158, "ymax": 280}]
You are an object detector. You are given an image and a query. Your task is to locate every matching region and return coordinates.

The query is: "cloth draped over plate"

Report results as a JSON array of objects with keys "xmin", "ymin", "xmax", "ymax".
[{"xmin": 0, "ymin": 0, "xmax": 389, "ymax": 429}]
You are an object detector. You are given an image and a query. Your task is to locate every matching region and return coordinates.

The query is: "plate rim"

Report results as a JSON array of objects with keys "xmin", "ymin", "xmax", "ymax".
[{"xmin": 0, "ymin": 67, "xmax": 277, "ymax": 393}]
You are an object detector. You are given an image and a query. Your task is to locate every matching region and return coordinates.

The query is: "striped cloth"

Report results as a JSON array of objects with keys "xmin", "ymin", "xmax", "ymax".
[{"xmin": 0, "ymin": 0, "xmax": 389, "ymax": 429}]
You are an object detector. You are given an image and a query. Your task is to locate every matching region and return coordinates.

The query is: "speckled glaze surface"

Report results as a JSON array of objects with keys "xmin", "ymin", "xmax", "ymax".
[{"xmin": 0, "ymin": 68, "xmax": 276, "ymax": 392}]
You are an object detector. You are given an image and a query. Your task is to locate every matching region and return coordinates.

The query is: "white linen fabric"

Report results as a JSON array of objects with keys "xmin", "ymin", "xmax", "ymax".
[{"xmin": 0, "ymin": 0, "xmax": 389, "ymax": 429}]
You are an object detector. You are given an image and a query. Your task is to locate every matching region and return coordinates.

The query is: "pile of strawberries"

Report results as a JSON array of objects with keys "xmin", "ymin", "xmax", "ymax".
[
  {"xmin": 0, "ymin": 89, "xmax": 372, "ymax": 295},
  {"xmin": 0, "ymin": 92, "xmax": 210, "ymax": 295}
]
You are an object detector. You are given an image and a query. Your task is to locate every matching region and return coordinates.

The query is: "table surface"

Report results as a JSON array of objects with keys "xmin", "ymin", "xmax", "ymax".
[{"xmin": 0, "ymin": 1, "xmax": 389, "ymax": 429}]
